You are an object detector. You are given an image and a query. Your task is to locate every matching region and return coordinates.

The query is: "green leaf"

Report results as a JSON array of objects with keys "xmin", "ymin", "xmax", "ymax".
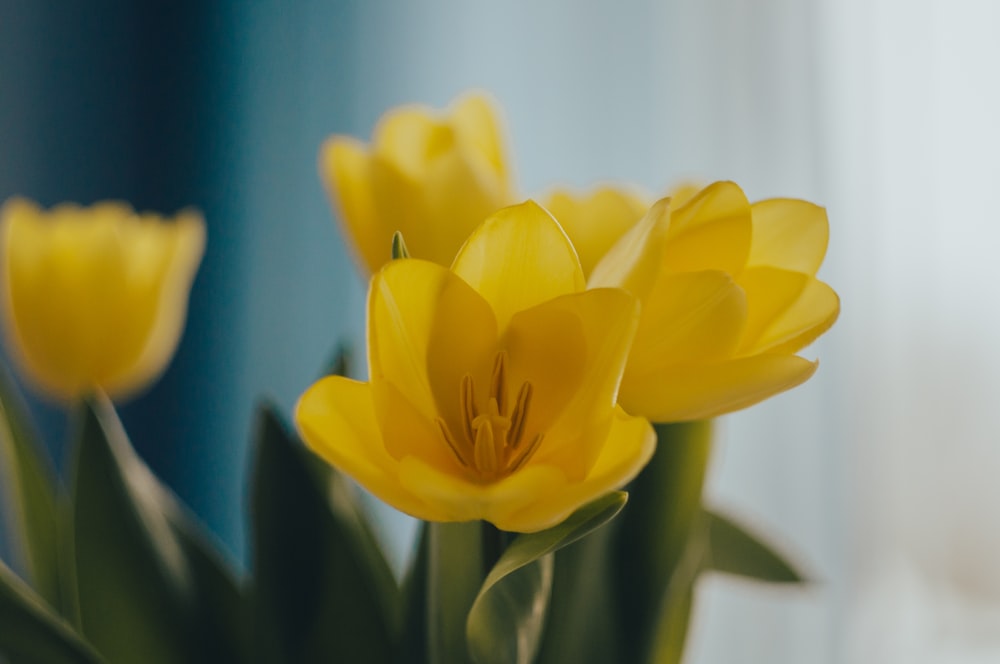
[
  {"xmin": 320, "ymin": 342, "xmax": 353, "ymax": 379},
  {"xmin": 465, "ymin": 492, "xmax": 628, "ymax": 664},
  {"xmin": 71, "ymin": 394, "xmax": 246, "ymax": 664},
  {"xmin": 645, "ymin": 584, "xmax": 694, "ymax": 664},
  {"xmin": 391, "ymin": 231, "xmax": 410, "ymax": 259},
  {"xmin": 0, "ymin": 361, "xmax": 66, "ymax": 614},
  {"xmin": 250, "ymin": 403, "xmax": 399, "ymax": 664},
  {"xmin": 169, "ymin": 517, "xmax": 249, "ymax": 663},
  {"xmin": 534, "ymin": 525, "xmax": 622, "ymax": 664},
  {"xmin": 0, "ymin": 558, "xmax": 104, "ymax": 664},
  {"xmin": 427, "ymin": 521, "xmax": 484, "ymax": 664},
  {"xmin": 615, "ymin": 420, "xmax": 713, "ymax": 663},
  {"xmin": 703, "ymin": 509, "xmax": 807, "ymax": 584},
  {"xmin": 395, "ymin": 524, "xmax": 429, "ymax": 664}
]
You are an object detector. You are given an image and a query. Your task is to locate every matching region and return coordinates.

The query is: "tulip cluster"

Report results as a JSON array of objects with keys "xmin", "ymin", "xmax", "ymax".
[
  {"xmin": 311, "ymin": 92, "xmax": 839, "ymax": 530},
  {"xmin": 0, "ymin": 91, "xmax": 838, "ymax": 664}
]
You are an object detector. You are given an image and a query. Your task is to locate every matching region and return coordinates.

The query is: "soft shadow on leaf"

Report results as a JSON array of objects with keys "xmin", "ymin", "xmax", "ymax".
[
  {"xmin": 466, "ymin": 492, "xmax": 628, "ymax": 664},
  {"xmin": 0, "ymin": 558, "xmax": 104, "ymax": 664},
  {"xmin": 249, "ymin": 403, "xmax": 399, "ymax": 664}
]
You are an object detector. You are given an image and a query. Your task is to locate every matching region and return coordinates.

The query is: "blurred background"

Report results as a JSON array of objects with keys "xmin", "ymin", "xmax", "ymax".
[{"xmin": 2, "ymin": 1, "xmax": 1000, "ymax": 662}]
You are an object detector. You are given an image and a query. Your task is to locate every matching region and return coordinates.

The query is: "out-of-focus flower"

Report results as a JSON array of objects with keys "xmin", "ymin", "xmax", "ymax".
[
  {"xmin": 0, "ymin": 198, "xmax": 205, "ymax": 401},
  {"xmin": 542, "ymin": 185, "xmax": 649, "ymax": 277},
  {"xmin": 579, "ymin": 181, "xmax": 840, "ymax": 421},
  {"xmin": 320, "ymin": 92, "xmax": 513, "ymax": 275},
  {"xmin": 296, "ymin": 201, "xmax": 655, "ymax": 532}
]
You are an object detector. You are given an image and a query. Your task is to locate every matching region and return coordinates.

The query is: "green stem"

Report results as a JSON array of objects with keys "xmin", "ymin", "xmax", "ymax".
[
  {"xmin": 427, "ymin": 521, "xmax": 487, "ymax": 664},
  {"xmin": 616, "ymin": 420, "xmax": 714, "ymax": 663},
  {"xmin": 480, "ymin": 522, "xmax": 509, "ymax": 579}
]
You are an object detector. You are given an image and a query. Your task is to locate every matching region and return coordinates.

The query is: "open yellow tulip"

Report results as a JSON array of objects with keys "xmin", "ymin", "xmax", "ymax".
[
  {"xmin": 0, "ymin": 198, "xmax": 205, "ymax": 401},
  {"xmin": 320, "ymin": 92, "xmax": 513, "ymax": 275},
  {"xmin": 296, "ymin": 201, "xmax": 655, "ymax": 532},
  {"xmin": 579, "ymin": 181, "xmax": 840, "ymax": 421}
]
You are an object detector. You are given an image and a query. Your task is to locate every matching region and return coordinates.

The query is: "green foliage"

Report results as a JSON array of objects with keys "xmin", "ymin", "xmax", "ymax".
[
  {"xmin": 0, "ymin": 379, "xmax": 809, "ymax": 664},
  {"xmin": 70, "ymin": 395, "xmax": 245, "ymax": 664},
  {"xmin": 0, "ymin": 558, "xmax": 104, "ymax": 664},
  {"xmin": 702, "ymin": 509, "xmax": 807, "ymax": 584},
  {"xmin": 249, "ymin": 403, "xmax": 400, "ymax": 664},
  {"xmin": 0, "ymin": 362, "xmax": 66, "ymax": 615},
  {"xmin": 466, "ymin": 492, "xmax": 627, "ymax": 664}
]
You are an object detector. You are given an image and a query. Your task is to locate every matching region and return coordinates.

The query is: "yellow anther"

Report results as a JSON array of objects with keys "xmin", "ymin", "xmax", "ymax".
[
  {"xmin": 441, "ymin": 351, "xmax": 542, "ymax": 480},
  {"xmin": 473, "ymin": 420, "xmax": 499, "ymax": 475},
  {"xmin": 437, "ymin": 418, "xmax": 470, "ymax": 468},
  {"xmin": 490, "ymin": 351, "xmax": 508, "ymax": 414},
  {"xmin": 460, "ymin": 374, "xmax": 477, "ymax": 444}
]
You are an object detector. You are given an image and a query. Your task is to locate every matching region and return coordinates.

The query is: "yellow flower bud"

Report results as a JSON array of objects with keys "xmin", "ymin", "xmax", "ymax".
[
  {"xmin": 320, "ymin": 92, "xmax": 513, "ymax": 274},
  {"xmin": 0, "ymin": 198, "xmax": 205, "ymax": 401}
]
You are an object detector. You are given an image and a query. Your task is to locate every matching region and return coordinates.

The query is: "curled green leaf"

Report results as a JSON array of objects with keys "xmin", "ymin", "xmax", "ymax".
[{"xmin": 466, "ymin": 492, "xmax": 627, "ymax": 664}]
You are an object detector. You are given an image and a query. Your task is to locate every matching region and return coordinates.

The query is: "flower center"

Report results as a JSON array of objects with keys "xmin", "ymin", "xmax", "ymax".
[{"xmin": 437, "ymin": 351, "xmax": 542, "ymax": 481}]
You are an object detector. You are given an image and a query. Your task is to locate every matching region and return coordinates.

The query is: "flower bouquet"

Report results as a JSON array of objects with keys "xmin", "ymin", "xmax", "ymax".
[{"xmin": 0, "ymin": 92, "xmax": 838, "ymax": 663}]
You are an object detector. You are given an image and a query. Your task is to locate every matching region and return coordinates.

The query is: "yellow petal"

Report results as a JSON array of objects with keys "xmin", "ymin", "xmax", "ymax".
[
  {"xmin": 450, "ymin": 92, "xmax": 510, "ymax": 186},
  {"xmin": 543, "ymin": 185, "xmax": 649, "ymax": 277},
  {"xmin": 739, "ymin": 267, "xmax": 840, "ymax": 355},
  {"xmin": 319, "ymin": 137, "xmax": 382, "ymax": 275},
  {"xmin": 296, "ymin": 376, "xmax": 452, "ymax": 522},
  {"xmin": 103, "ymin": 211, "xmax": 206, "ymax": 397},
  {"xmin": 452, "ymin": 200, "xmax": 585, "ymax": 329},
  {"xmin": 668, "ymin": 182, "xmax": 702, "ymax": 208},
  {"xmin": 502, "ymin": 407, "xmax": 655, "ymax": 532},
  {"xmin": 369, "ymin": 378, "xmax": 461, "ymax": 474},
  {"xmin": 397, "ymin": 456, "xmax": 565, "ymax": 527},
  {"xmin": 368, "ymin": 125, "xmax": 506, "ymax": 268},
  {"xmin": 664, "ymin": 181, "xmax": 752, "ymax": 275},
  {"xmin": 588, "ymin": 197, "xmax": 670, "ymax": 303},
  {"xmin": 748, "ymin": 198, "xmax": 829, "ymax": 275},
  {"xmin": 504, "ymin": 288, "xmax": 640, "ymax": 479},
  {"xmin": 417, "ymin": 145, "xmax": 508, "ymax": 266},
  {"xmin": 368, "ymin": 258, "xmax": 498, "ymax": 431},
  {"xmin": 371, "ymin": 104, "xmax": 441, "ymax": 176},
  {"xmin": 4, "ymin": 201, "xmax": 123, "ymax": 395},
  {"xmin": 628, "ymin": 270, "xmax": 747, "ymax": 371},
  {"xmin": 738, "ymin": 267, "xmax": 840, "ymax": 355},
  {"xmin": 620, "ymin": 354, "xmax": 818, "ymax": 421},
  {"xmin": 396, "ymin": 405, "xmax": 655, "ymax": 531}
]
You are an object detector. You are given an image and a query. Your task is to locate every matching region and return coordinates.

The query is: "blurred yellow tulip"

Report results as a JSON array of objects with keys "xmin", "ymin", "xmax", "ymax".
[
  {"xmin": 296, "ymin": 201, "xmax": 655, "ymax": 532},
  {"xmin": 0, "ymin": 198, "xmax": 205, "ymax": 401},
  {"xmin": 320, "ymin": 92, "xmax": 513, "ymax": 274}
]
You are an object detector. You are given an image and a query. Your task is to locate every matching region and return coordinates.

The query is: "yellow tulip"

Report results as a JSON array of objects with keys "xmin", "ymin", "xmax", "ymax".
[
  {"xmin": 576, "ymin": 181, "xmax": 839, "ymax": 421},
  {"xmin": 296, "ymin": 201, "xmax": 655, "ymax": 532},
  {"xmin": 0, "ymin": 198, "xmax": 205, "ymax": 401},
  {"xmin": 320, "ymin": 92, "xmax": 513, "ymax": 274}
]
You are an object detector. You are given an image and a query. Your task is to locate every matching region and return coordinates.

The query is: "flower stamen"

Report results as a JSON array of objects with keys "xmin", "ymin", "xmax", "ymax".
[
  {"xmin": 443, "ymin": 351, "xmax": 541, "ymax": 480},
  {"xmin": 437, "ymin": 418, "xmax": 470, "ymax": 468}
]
